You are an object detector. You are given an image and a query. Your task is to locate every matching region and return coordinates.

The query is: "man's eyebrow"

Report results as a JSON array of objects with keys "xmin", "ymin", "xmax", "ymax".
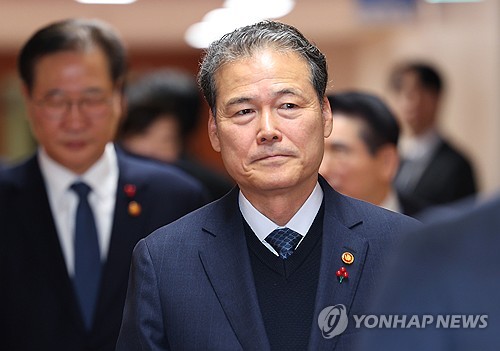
[
  {"xmin": 42, "ymin": 87, "xmax": 106, "ymax": 97},
  {"xmin": 274, "ymin": 88, "xmax": 300, "ymax": 97},
  {"xmin": 42, "ymin": 89, "xmax": 64, "ymax": 98},
  {"xmin": 225, "ymin": 88, "xmax": 302, "ymax": 106},
  {"xmin": 226, "ymin": 96, "xmax": 252, "ymax": 106},
  {"xmin": 328, "ymin": 141, "xmax": 349, "ymax": 151}
]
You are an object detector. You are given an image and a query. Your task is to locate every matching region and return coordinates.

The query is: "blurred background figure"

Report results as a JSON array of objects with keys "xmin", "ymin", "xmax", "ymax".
[
  {"xmin": 320, "ymin": 91, "xmax": 423, "ymax": 216},
  {"xmin": 0, "ymin": 18, "xmax": 207, "ymax": 351},
  {"xmin": 358, "ymin": 193, "xmax": 500, "ymax": 351},
  {"xmin": 117, "ymin": 68, "xmax": 233, "ymax": 201},
  {"xmin": 389, "ymin": 62, "xmax": 477, "ymax": 208}
]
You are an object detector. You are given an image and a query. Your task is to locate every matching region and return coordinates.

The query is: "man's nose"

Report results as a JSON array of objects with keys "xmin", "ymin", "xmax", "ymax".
[{"xmin": 256, "ymin": 110, "xmax": 282, "ymax": 144}]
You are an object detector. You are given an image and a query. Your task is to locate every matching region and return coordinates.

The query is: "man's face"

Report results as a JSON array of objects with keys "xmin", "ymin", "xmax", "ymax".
[
  {"xmin": 24, "ymin": 48, "xmax": 122, "ymax": 174},
  {"xmin": 208, "ymin": 49, "xmax": 332, "ymax": 201},
  {"xmin": 320, "ymin": 115, "xmax": 390, "ymax": 204},
  {"xmin": 392, "ymin": 71, "xmax": 439, "ymax": 136},
  {"xmin": 122, "ymin": 115, "xmax": 182, "ymax": 163}
]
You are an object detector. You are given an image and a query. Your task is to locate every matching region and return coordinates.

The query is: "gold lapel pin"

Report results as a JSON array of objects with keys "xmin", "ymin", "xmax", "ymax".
[
  {"xmin": 341, "ymin": 251, "xmax": 354, "ymax": 265},
  {"xmin": 128, "ymin": 201, "xmax": 141, "ymax": 217}
]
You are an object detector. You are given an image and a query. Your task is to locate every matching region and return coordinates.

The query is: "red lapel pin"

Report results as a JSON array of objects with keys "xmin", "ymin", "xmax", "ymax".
[
  {"xmin": 124, "ymin": 184, "xmax": 137, "ymax": 198},
  {"xmin": 336, "ymin": 266, "xmax": 349, "ymax": 284}
]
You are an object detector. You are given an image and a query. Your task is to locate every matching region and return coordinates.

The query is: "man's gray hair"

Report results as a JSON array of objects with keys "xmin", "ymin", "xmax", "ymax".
[{"xmin": 198, "ymin": 20, "xmax": 328, "ymax": 117}]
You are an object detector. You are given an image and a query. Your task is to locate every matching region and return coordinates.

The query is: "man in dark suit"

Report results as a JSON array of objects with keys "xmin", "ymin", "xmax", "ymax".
[
  {"xmin": 0, "ymin": 18, "xmax": 207, "ymax": 351},
  {"xmin": 389, "ymin": 62, "xmax": 477, "ymax": 208},
  {"xmin": 358, "ymin": 194, "xmax": 500, "ymax": 350},
  {"xmin": 320, "ymin": 91, "xmax": 424, "ymax": 217},
  {"xmin": 116, "ymin": 21, "xmax": 418, "ymax": 351},
  {"xmin": 116, "ymin": 68, "xmax": 234, "ymax": 202}
]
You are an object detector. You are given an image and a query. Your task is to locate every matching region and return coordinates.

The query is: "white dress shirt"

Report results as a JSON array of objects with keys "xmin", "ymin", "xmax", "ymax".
[
  {"xmin": 239, "ymin": 182, "xmax": 324, "ymax": 256},
  {"xmin": 397, "ymin": 128, "xmax": 442, "ymax": 191},
  {"xmin": 380, "ymin": 189, "xmax": 403, "ymax": 214},
  {"xmin": 39, "ymin": 143, "xmax": 119, "ymax": 276},
  {"xmin": 399, "ymin": 128, "xmax": 441, "ymax": 162}
]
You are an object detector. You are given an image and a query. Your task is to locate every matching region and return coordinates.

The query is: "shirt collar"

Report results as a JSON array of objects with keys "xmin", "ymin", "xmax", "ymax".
[
  {"xmin": 39, "ymin": 142, "xmax": 118, "ymax": 199},
  {"xmin": 399, "ymin": 128, "xmax": 441, "ymax": 160},
  {"xmin": 380, "ymin": 188, "xmax": 402, "ymax": 213},
  {"xmin": 239, "ymin": 182, "xmax": 323, "ymax": 242}
]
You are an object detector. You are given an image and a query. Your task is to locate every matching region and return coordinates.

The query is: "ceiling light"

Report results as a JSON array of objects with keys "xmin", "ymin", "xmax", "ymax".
[
  {"xmin": 426, "ymin": 0, "xmax": 482, "ymax": 3},
  {"xmin": 185, "ymin": 9, "xmax": 262, "ymax": 49},
  {"xmin": 75, "ymin": 0, "xmax": 137, "ymax": 4},
  {"xmin": 224, "ymin": 0, "xmax": 295, "ymax": 19},
  {"xmin": 185, "ymin": 0, "xmax": 296, "ymax": 48}
]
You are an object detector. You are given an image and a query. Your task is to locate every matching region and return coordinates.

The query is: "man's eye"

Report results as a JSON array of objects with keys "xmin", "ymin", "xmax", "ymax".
[
  {"xmin": 333, "ymin": 145, "xmax": 351, "ymax": 155},
  {"xmin": 281, "ymin": 103, "xmax": 297, "ymax": 109},
  {"xmin": 44, "ymin": 98, "xmax": 66, "ymax": 108},
  {"xmin": 237, "ymin": 109, "xmax": 253, "ymax": 115}
]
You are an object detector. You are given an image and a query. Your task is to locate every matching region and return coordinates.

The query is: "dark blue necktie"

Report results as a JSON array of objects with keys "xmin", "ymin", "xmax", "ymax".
[
  {"xmin": 71, "ymin": 182, "xmax": 101, "ymax": 330},
  {"xmin": 265, "ymin": 227, "xmax": 302, "ymax": 259}
]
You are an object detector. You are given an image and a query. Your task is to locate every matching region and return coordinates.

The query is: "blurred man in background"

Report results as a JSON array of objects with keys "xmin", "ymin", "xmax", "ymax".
[
  {"xmin": 0, "ymin": 18, "xmax": 206, "ymax": 351},
  {"xmin": 117, "ymin": 68, "xmax": 233, "ymax": 201},
  {"xmin": 320, "ymin": 91, "xmax": 423, "ymax": 216},
  {"xmin": 389, "ymin": 62, "xmax": 476, "ymax": 208}
]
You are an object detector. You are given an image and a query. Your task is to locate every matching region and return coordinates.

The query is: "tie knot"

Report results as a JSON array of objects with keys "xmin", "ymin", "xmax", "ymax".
[
  {"xmin": 265, "ymin": 227, "xmax": 302, "ymax": 259},
  {"xmin": 71, "ymin": 182, "xmax": 92, "ymax": 199}
]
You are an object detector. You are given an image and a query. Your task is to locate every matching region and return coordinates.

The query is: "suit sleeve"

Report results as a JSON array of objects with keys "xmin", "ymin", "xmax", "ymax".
[{"xmin": 116, "ymin": 239, "xmax": 169, "ymax": 351}]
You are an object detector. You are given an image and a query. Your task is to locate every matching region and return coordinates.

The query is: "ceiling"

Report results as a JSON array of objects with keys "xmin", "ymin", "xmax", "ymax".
[{"xmin": 0, "ymin": 0, "xmax": 406, "ymax": 53}]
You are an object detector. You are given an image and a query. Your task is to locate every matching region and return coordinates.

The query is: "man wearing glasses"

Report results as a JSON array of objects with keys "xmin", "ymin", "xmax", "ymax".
[{"xmin": 0, "ymin": 18, "xmax": 207, "ymax": 351}]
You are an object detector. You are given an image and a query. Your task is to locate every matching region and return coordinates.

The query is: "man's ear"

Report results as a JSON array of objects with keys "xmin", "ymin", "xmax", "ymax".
[
  {"xmin": 322, "ymin": 96, "xmax": 333, "ymax": 138},
  {"xmin": 208, "ymin": 109, "xmax": 221, "ymax": 153},
  {"xmin": 21, "ymin": 83, "xmax": 36, "ymax": 121},
  {"xmin": 376, "ymin": 145, "xmax": 400, "ymax": 182},
  {"xmin": 21, "ymin": 83, "xmax": 31, "ymax": 102}
]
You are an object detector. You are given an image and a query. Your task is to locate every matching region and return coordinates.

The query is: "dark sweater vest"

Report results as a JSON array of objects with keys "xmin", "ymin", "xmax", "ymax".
[{"xmin": 244, "ymin": 205, "xmax": 324, "ymax": 351}]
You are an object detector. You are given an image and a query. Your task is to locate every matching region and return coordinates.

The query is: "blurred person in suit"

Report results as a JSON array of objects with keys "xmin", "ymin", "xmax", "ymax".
[
  {"xmin": 116, "ymin": 20, "xmax": 418, "ymax": 351},
  {"xmin": 389, "ymin": 62, "xmax": 477, "ymax": 208},
  {"xmin": 0, "ymin": 18, "xmax": 207, "ymax": 351},
  {"xmin": 358, "ymin": 193, "xmax": 500, "ymax": 351},
  {"xmin": 320, "ymin": 91, "xmax": 423, "ymax": 216},
  {"xmin": 117, "ymin": 68, "xmax": 234, "ymax": 202}
]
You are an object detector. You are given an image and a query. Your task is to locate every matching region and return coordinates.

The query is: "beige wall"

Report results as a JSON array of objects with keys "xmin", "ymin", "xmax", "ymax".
[{"xmin": 324, "ymin": 0, "xmax": 500, "ymax": 196}]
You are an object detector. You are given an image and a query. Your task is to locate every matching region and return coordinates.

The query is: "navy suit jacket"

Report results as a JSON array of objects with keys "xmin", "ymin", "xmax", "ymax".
[
  {"xmin": 357, "ymin": 195, "xmax": 500, "ymax": 351},
  {"xmin": 0, "ymin": 148, "xmax": 207, "ymax": 351},
  {"xmin": 116, "ymin": 176, "xmax": 418, "ymax": 351}
]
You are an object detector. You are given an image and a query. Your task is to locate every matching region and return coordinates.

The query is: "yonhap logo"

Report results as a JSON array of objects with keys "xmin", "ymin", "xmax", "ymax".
[
  {"xmin": 318, "ymin": 304, "xmax": 349, "ymax": 338},
  {"xmin": 317, "ymin": 305, "xmax": 488, "ymax": 339}
]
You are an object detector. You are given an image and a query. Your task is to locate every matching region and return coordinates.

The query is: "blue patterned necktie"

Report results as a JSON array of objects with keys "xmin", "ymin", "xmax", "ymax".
[
  {"xmin": 265, "ymin": 227, "xmax": 302, "ymax": 259},
  {"xmin": 71, "ymin": 182, "xmax": 101, "ymax": 330}
]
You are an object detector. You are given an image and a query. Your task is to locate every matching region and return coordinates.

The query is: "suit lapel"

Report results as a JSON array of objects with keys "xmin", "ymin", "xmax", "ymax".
[
  {"xmin": 18, "ymin": 156, "xmax": 85, "ymax": 331},
  {"xmin": 198, "ymin": 189, "xmax": 271, "ymax": 351},
  {"xmin": 93, "ymin": 153, "xmax": 149, "ymax": 332},
  {"xmin": 308, "ymin": 178, "xmax": 369, "ymax": 350},
  {"xmin": 413, "ymin": 140, "xmax": 444, "ymax": 192}
]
